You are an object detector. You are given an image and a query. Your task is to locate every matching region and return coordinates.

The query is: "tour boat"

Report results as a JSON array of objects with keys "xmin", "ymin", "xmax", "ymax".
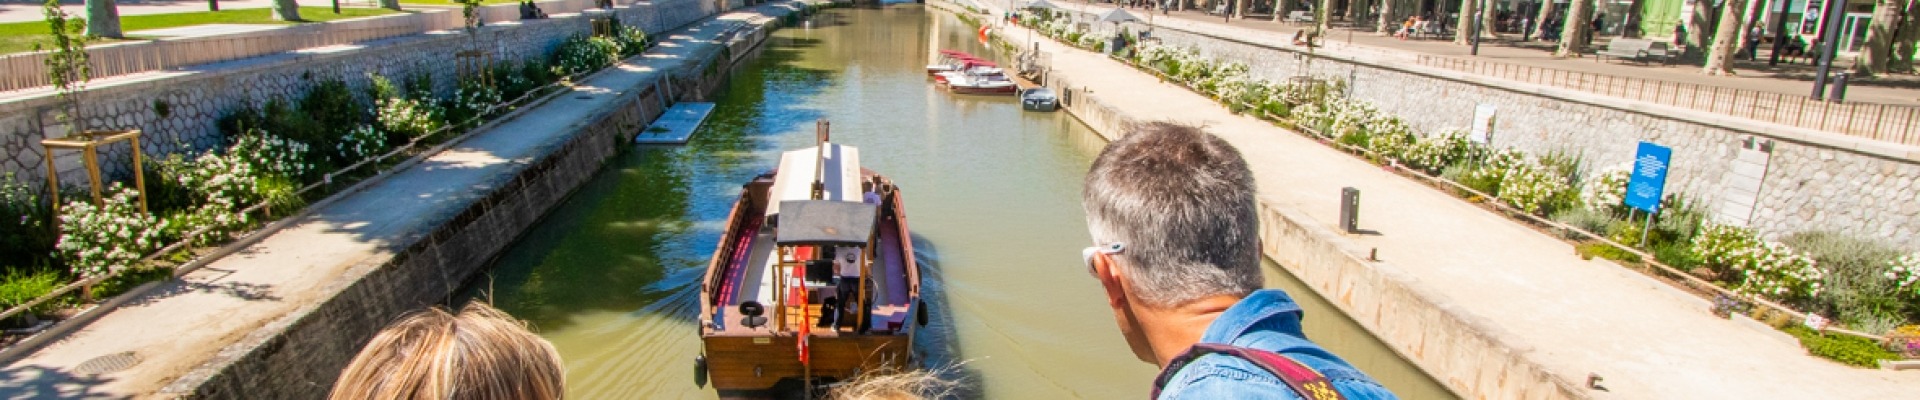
[
  {"xmin": 1020, "ymin": 87, "xmax": 1058, "ymax": 111},
  {"xmin": 925, "ymin": 49, "xmax": 977, "ymax": 75},
  {"xmin": 697, "ymin": 121, "xmax": 924, "ymax": 396}
]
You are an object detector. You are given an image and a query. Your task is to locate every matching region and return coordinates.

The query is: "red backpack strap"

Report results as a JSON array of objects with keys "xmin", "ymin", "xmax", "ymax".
[{"xmin": 1151, "ymin": 343, "xmax": 1347, "ymax": 400}]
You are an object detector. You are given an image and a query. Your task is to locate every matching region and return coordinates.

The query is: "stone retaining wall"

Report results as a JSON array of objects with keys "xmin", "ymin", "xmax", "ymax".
[
  {"xmin": 0, "ymin": 0, "xmax": 718, "ymax": 192},
  {"xmin": 145, "ymin": 4, "xmax": 798, "ymax": 397},
  {"xmin": 1142, "ymin": 27, "xmax": 1920, "ymax": 249},
  {"xmin": 1036, "ymin": 68, "xmax": 1582, "ymax": 400}
]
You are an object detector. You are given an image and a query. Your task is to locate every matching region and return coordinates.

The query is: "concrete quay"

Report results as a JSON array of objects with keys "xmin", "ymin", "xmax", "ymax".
[
  {"xmin": 958, "ymin": 2, "xmax": 1920, "ymax": 399},
  {"xmin": 0, "ymin": 1, "xmax": 812, "ymax": 397}
]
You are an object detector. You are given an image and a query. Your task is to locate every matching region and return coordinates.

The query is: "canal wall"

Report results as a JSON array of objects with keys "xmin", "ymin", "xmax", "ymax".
[
  {"xmin": 978, "ymin": 6, "xmax": 1583, "ymax": 398},
  {"xmin": 1130, "ymin": 23, "xmax": 1920, "ymax": 249},
  {"xmin": 151, "ymin": 4, "xmax": 805, "ymax": 398},
  {"xmin": 0, "ymin": 0, "xmax": 720, "ymax": 193}
]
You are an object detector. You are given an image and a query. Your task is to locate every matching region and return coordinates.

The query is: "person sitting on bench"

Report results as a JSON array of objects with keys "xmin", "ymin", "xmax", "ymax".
[{"xmin": 520, "ymin": 0, "xmax": 548, "ymax": 19}]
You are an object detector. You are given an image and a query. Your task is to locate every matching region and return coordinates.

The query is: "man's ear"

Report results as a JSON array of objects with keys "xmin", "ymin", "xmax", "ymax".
[{"xmin": 1092, "ymin": 253, "xmax": 1129, "ymax": 309}]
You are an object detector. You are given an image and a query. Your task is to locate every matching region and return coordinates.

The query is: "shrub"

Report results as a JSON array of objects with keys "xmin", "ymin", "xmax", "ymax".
[
  {"xmin": 0, "ymin": 268, "xmax": 64, "ymax": 319},
  {"xmin": 56, "ymin": 184, "xmax": 166, "ymax": 280},
  {"xmin": 375, "ymin": 97, "xmax": 447, "ymax": 145},
  {"xmin": 301, "ymin": 78, "xmax": 366, "ymax": 138},
  {"xmin": 155, "ymin": 149, "xmax": 259, "ymax": 245},
  {"xmin": 492, "ymin": 62, "xmax": 536, "ymax": 100},
  {"xmin": 1889, "ymin": 325, "xmax": 1920, "ymax": 359},
  {"xmin": 1651, "ymin": 241, "xmax": 1702, "ymax": 271},
  {"xmin": 1496, "ymin": 161, "xmax": 1572, "ymax": 215},
  {"xmin": 404, "ymin": 72, "xmax": 435, "ymax": 99},
  {"xmin": 614, "ymin": 25, "xmax": 651, "ymax": 57},
  {"xmin": 1549, "ymin": 207, "xmax": 1614, "ymax": 239},
  {"xmin": 1891, "ymin": 254, "xmax": 1920, "ymax": 301},
  {"xmin": 368, "ymin": 72, "xmax": 404, "ymax": 101},
  {"xmin": 1785, "ymin": 232, "xmax": 1906, "ymax": 333},
  {"xmin": 444, "ymin": 79, "xmax": 503, "ymax": 129},
  {"xmin": 1458, "ymin": 149, "xmax": 1522, "ymax": 196},
  {"xmin": 553, "ymin": 34, "xmax": 621, "ymax": 76},
  {"xmin": 1401, "ymin": 130, "xmax": 1481, "ymax": 175},
  {"xmin": 1784, "ymin": 325, "xmax": 1901, "ymax": 367},
  {"xmin": 231, "ymin": 131, "xmax": 316, "ymax": 183},
  {"xmin": 335, "ymin": 125, "xmax": 389, "ymax": 166},
  {"xmin": 1581, "ymin": 162, "xmax": 1631, "ymax": 214},
  {"xmin": 1692, "ymin": 224, "xmax": 1825, "ymax": 302},
  {"xmin": 520, "ymin": 59, "xmax": 556, "ymax": 86},
  {"xmin": 0, "ymin": 174, "xmax": 55, "ymax": 270}
]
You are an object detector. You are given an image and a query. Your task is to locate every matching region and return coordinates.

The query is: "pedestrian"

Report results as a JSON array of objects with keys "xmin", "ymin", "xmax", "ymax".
[
  {"xmin": 1589, "ymin": 13, "xmax": 1604, "ymax": 45},
  {"xmin": 1673, "ymin": 23, "xmax": 1686, "ymax": 48},
  {"xmin": 1079, "ymin": 122, "xmax": 1399, "ymax": 399},
  {"xmin": 1744, "ymin": 24, "xmax": 1764, "ymax": 60},
  {"xmin": 330, "ymin": 303, "xmax": 565, "ymax": 400}
]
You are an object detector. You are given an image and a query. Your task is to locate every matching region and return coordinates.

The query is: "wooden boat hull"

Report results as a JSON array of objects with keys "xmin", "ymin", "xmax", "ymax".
[
  {"xmin": 951, "ymin": 84, "xmax": 1017, "ymax": 95},
  {"xmin": 702, "ymin": 334, "xmax": 915, "ymax": 393},
  {"xmin": 697, "ymin": 144, "xmax": 923, "ymax": 394}
]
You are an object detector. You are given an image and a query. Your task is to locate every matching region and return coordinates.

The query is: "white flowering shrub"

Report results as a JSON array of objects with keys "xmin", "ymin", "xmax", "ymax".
[
  {"xmin": 446, "ymin": 80, "xmax": 503, "ymax": 128},
  {"xmin": 1581, "ymin": 163, "xmax": 1632, "ymax": 213},
  {"xmin": 230, "ymin": 132, "xmax": 314, "ymax": 181},
  {"xmin": 1364, "ymin": 118, "xmax": 1417, "ymax": 160},
  {"xmin": 336, "ymin": 125, "xmax": 389, "ymax": 165},
  {"xmin": 375, "ymin": 97, "xmax": 447, "ymax": 143},
  {"xmin": 1460, "ymin": 148, "xmax": 1524, "ymax": 195},
  {"xmin": 1497, "ymin": 161, "xmax": 1572, "ymax": 215},
  {"xmin": 1401, "ymin": 130, "xmax": 1482, "ymax": 175},
  {"xmin": 1693, "ymin": 224, "xmax": 1826, "ymax": 300},
  {"xmin": 56, "ymin": 184, "xmax": 166, "ymax": 279},
  {"xmin": 1889, "ymin": 253, "xmax": 1920, "ymax": 299},
  {"xmin": 553, "ymin": 34, "xmax": 621, "ymax": 76}
]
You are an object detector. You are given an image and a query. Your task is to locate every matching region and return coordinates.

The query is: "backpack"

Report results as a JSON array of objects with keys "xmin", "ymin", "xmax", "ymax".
[{"xmin": 1150, "ymin": 343, "xmax": 1347, "ymax": 400}]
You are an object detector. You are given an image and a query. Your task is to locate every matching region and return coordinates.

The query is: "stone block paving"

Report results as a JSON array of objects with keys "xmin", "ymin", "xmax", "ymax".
[
  {"xmin": 988, "ymin": 3, "xmax": 1920, "ymax": 399},
  {"xmin": 0, "ymin": 2, "xmax": 796, "ymax": 397}
]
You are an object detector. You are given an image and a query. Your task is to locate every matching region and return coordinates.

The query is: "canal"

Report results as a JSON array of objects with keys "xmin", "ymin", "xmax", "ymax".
[{"xmin": 465, "ymin": 4, "xmax": 1454, "ymax": 399}]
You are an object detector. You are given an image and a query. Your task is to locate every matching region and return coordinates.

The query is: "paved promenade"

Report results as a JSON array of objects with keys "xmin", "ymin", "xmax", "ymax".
[
  {"xmin": 2, "ymin": 0, "xmax": 279, "ymax": 23},
  {"xmin": 1034, "ymin": 4, "xmax": 1920, "ymax": 106},
  {"xmin": 0, "ymin": 4, "xmax": 788, "ymax": 397},
  {"xmin": 980, "ymin": 3, "xmax": 1920, "ymax": 398}
]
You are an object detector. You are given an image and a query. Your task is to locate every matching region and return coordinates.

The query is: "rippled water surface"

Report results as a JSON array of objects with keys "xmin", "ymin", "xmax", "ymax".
[{"xmin": 469, "ymin": 5, "xmax": 1453, "ymax": 399}]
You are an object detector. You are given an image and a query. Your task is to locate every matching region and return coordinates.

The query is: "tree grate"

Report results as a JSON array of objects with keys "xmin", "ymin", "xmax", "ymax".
[{"xmin": 73, "ymin": 351, "xmax": 141, "ymax": 375}]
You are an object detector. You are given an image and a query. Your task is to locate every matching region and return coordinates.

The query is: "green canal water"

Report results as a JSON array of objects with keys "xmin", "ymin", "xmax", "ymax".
[{"xmin": 467, "ymin": 5, "xmax": 1454, "ymax": 399}]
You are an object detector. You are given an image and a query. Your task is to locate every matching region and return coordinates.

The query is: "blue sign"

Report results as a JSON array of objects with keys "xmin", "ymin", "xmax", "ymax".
[{"xmin": 1624, "ymin": 141, "xmax": 1672, "ymax": 213}]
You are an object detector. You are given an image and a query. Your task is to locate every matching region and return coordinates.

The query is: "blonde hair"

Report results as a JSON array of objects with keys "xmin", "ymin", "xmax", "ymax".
[
  {"xmin": 828, "ymin": 367, "xmax": 958, "ymax": 400},
  {"xmin": 329, "ymin": 302, "xmax": 566, "ymax": 400}
]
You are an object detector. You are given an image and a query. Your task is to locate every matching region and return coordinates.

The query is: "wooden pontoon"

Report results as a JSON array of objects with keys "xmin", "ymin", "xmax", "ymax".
[{"xmin": 698, "ymin": 121, "xmax": 923, "ymax": 397}]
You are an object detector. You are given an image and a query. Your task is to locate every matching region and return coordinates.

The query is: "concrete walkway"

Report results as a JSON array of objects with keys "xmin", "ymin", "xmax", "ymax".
[
  {"xmin": 978, "ymin": 3, "xmax": 1920, "ymax": 399},
  {"xmin": 0, "ymin": 3, "xmax": 791, "ymax": 397},
  {"xmin": 1033, "ymin": 4, "xmax": 1920, "ymax": 106},
  {"xmin": 2, "ymin": 0, "xmax": 294, "ymax": 24}
]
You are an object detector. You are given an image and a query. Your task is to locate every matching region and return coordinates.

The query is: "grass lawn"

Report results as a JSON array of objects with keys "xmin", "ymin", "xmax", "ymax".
[{"xmin": 1, "ymin": 7, "xmax": 400, "ymax": 54}]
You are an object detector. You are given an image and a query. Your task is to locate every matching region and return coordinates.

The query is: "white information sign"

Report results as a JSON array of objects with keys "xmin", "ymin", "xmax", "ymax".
[{"xmin": 1468, "ymin": 104, "xmax": 1497, "ymax": 144}]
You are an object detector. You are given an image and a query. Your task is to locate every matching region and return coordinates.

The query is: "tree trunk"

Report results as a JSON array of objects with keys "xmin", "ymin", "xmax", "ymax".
[
  {"xmin": 1858, "ymin": 0, "xmax": 1907, "ymax": 74},
  {"xmin": 380, "ymin": 0, "xmax": 401, "ymax": 11},
  {"xmin": 1701, "ymin": 0, "xmax": 1747, "ymax": 74},
  {"xmin": 1555, "ymin": 0, "xmax": 1595, "ymax": 56},
  {"xmin": 1348, "ymin": 0, "xmax": 1366, "ymax": 22},
  {"xmin": 1533, "ymin": 0, "xmax": 1558, "ymax": 41},
  {"xmin": 1483, "ymin": 0, "xmax": 1499, "ymax": 38},
  {"xmin": 1276, "ymin": 0, "xmax": 1293, "ymax": 22},
  {"xmin": 1237, "ymin": 0, "xmax": 1250, "ymax": 18},
  {"xmin": 1893, "ymin": 0, "xmax": 1920, "ymax": 72},
  {"xmin": 272, "ymin": 0, "xmax": 301, "ymax": 21},
  {"xmin": 1455, "ymin": 0, "xmax": 1479, "ymax": 44},
  {"xmin": 1319, "ymin": 0, "xmax": 1335, "ymax": 32},
  {"xmin": 1685, "ymin": 0, "xmax": 1712, "ymax": 49},
  {"xmin": 84, "ymin": 0, "xmax": 122, "ymax": 38},
  {"xmin": 1377, "ymin": 0, "xmax": 1395, "ymax": 33}
]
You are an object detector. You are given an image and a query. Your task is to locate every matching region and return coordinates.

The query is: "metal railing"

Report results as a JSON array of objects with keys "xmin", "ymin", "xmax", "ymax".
[
  {"xmin": 1415, "ymin": 54, "xmax": 1920, "ymax": 147},
  {"xmin": 0, "ymin": 0, "xmax": 602, "ymax": 94}
]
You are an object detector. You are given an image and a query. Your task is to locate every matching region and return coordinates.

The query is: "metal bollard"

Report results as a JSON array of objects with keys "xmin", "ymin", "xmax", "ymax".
[
  {"xmin": 1829, "ymin": 72, "xmax": 1850, "ymax": 104},
  {"xmin": 1340, "ymin": 187, "xmax": 1360, "ymax": 234}
]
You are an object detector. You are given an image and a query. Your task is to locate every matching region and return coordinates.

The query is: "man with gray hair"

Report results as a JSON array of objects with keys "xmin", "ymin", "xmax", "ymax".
[{"xmin": 1081, "ymin": 122, "xmax": 1396, "ymax": 399}]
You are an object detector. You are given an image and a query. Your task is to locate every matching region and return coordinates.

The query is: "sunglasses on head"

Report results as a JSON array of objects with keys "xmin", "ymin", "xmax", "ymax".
[{"xmin": 1081, "ymin": 242, "xmax": 1126, "ymax": 277}]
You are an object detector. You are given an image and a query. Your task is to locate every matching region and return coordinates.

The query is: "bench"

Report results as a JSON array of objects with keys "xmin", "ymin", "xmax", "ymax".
[
  {"xmin": 1286, "ymin": 10, "xmax": 1314, "ymax": 24},
  {"xmin": 1595, "ymin": 38, "xmax": 1674, "ymax": 64}
]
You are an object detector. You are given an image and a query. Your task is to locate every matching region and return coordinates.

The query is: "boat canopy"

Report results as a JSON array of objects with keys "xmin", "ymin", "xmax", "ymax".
[
  {"xmin": 766, "ymin": 143, "xmax": 863, "ymax": 217},
  {"xmin": 776, "ymin": 200, "xmax": 878, "ymax": 246}
]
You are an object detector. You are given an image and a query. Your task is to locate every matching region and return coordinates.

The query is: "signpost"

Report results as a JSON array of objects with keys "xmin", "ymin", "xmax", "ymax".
[{"xmin": 1625, "ymin": 141, "xmax": 1672, "ymax": 245}]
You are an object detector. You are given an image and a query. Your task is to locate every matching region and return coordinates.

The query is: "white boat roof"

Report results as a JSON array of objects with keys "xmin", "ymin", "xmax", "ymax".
[{"xmin": 765, "ymin": 143, "xmax": 862, "ymax": 217}]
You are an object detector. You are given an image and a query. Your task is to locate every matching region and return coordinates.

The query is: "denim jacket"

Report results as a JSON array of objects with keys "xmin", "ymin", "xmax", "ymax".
[{"xmin": 1155, "ymin": 290, "xmax": 1399, "ymax": 400}]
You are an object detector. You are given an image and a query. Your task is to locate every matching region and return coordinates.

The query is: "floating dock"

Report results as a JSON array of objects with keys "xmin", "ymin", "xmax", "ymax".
[{"xmin": 635, "ymin": 102, "xmax": 717, "ymax": 145}]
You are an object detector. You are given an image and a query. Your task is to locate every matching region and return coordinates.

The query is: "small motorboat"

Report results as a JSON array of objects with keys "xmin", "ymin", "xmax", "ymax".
[
  {"xmin": 931, "ymin": 59, "xmax": 997, "ymax": 84},
  {"xmin": 925, "ymin": 50, "xmax": 978, "ymax": 75},
  {"xmin": 698, "ymin": 121, "xmax": 924, "ymax": 396},
  {"xmin": 1021, "ymin": 87, "xmax": 1058, "ymax": 111},
  {"xmin": 941, "ymin": 67, "xmax": 1018, "ymax": 95}
]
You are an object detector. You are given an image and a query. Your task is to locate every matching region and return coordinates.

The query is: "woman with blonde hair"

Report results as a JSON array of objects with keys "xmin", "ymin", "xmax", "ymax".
[{"xmin": 329, "ymin": 302, "xmax": 565, "ymax": 400}]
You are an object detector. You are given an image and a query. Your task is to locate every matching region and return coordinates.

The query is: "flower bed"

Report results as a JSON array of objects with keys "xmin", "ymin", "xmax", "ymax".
[{"xmin": 0, "ymin": 21, "xmax": 662, "ymax": 336}]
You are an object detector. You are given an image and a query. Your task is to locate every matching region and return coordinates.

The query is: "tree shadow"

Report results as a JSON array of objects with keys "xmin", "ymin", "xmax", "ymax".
[{"xmin": 0, "ymin": 363, "xmax": 122, "ymax": 400}]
